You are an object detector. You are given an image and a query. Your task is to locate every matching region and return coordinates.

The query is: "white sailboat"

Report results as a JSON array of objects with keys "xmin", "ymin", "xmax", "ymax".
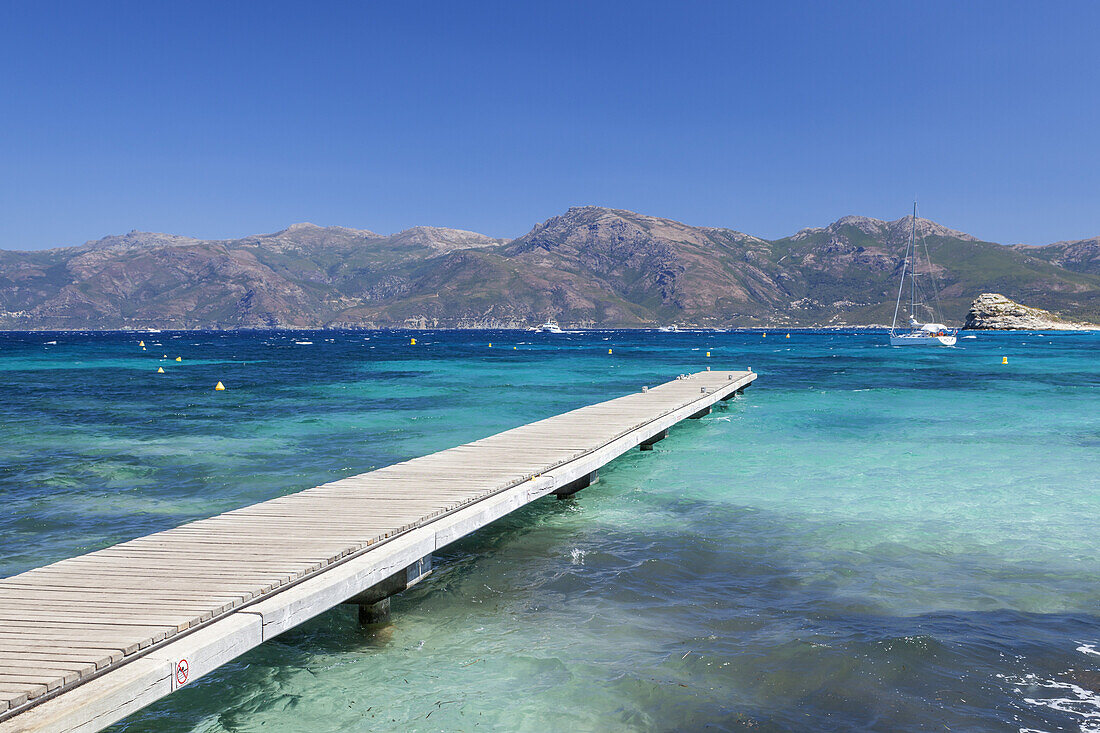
[{"xmin": 889, "ymin": 203, "xmax": 957, "ymax": 347}]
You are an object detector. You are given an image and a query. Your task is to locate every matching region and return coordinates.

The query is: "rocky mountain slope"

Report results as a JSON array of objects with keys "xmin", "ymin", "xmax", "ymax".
[
  {"xmin": 1013, "ymin": 237, "xmax": 1100, "ymax": 276},
  {"xmin": 1, "ymin": 207, "xmax": 1098, "ymax": 329},
  {"xmin": 963, "ymin": 293, "xmax": 1100, "ymax": 330}
]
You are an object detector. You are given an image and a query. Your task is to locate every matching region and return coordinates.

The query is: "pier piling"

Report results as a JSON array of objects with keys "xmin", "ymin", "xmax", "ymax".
[
  {"xmin": 553, "ymin": 470, "xmax": 599, "ymax": 499},
  {"xmin": 639, "ymin": 428, "xmax": 669, "ymax": 450}
]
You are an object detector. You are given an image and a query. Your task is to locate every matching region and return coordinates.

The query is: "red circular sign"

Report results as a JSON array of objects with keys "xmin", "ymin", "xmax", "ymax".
[{"xmin": 176, "ymin": 658, "xmax": 189, "ymax": 686}]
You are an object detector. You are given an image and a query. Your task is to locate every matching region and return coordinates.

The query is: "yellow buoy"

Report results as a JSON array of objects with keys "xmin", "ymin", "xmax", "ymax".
[
  {"xmin": 214, "ymin": 381, "xmax": 226, "ymax": 391},
  {"xmin": 706, "ymin": 351, "xmax": 711, "ymax": 357},
  {"xmin": 139, "ymin": 340, "xmax": 145, "ymax": 347},
  {"xmin": 175, "ymin": 357, "xmax": 182, "ymax": 362},
  {"xmin": 163, "ymin": 354, "xmax": 167, "ymax": 358},
  {"xmin": 608, "ymin": 348, "xmax": 613, "ymax": 355},
  {"xmin": 513, "ymin": 346, "xmax": 517, "ymax": 350},
  {"xmin": 488, "ymin": 343, "xmax": 492, "ymax": 348},
  {"xmin": 763, "ymin": 332, "xmax": 767, "ymax": 338},
  {"xmin": 142, "ymin": 347, "xmax": 146, "ymax": 351},
  {"xmin": 1002, "ymin": 356, "xmax": 1008, "ymax": 364},
  {"xmin": 156, "ymin": 367, "xmax": 164, "ymax": 373},
  {"xmin": 410, "ymin": 337, "xmax": 416, "ymax": 345},
  {"xmin": 786, "ymin": 334, "xmax": 790, "ymax": 338}
]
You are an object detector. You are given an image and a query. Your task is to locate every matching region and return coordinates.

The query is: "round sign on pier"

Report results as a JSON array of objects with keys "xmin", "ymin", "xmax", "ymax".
[{"xmin": 175, "ymin": 658, "xmax": 190, "ymax": 686}]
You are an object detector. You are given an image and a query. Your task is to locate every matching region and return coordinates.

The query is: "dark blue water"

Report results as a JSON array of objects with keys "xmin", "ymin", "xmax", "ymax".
[{"xmin": 1, "ymin": 330, "xmax": 1097, "ymax": 731}]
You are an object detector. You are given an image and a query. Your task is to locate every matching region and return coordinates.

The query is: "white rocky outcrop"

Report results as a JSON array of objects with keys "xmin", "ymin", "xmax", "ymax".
[{"xmin": 963, "ymin": 293, "xmax": 1099, "ymax": 330}]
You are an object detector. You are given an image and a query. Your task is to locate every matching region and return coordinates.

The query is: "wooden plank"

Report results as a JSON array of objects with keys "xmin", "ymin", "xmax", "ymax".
[
  {"xmin": 0, "ymin": 646, "xmax": 123, "ymax": 668},
  {"xmin": 1, "ymin": 659, "xmax": 98, "ymax": 678},
  {"xmin": 0, "ymin": 685, "xmax": 34, "ymax": 710},
  {"xmin": 0, "ymin": 580, "xmax": 266, "ymax": 598},
  {"xmin": 0, "ymin": 588, "xmax": 250, "ymax": 604},
  {"xmin": 0, "ymin": 672, "xmax": 73, "ymax": 691},
  {"xmin": 0, "ymin": 648, "xmax": 114, "ymax": 664},
  {"xmin": 0, "ymin": 600, "xmax": 231, "ymax": 616},
  {"xmin": 0, "ymin": 629, "xmax": 157, "ymax": 655}
]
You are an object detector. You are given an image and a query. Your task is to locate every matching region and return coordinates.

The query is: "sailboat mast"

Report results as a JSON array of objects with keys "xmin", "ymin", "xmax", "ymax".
[
  {"xmin": 890, "ymin": 202, "xmax": 918, "ymax": 333},
  {"xmin": 909, "ymin": 203, "xmax": 917, "ymax": 320}
]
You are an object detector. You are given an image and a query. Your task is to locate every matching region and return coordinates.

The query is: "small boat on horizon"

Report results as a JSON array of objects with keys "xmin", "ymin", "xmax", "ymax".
[
  {"xmin": 658, "ymin": 324, "xmax": 680, "ymax": 333},
  {"xmin": 889, "ymin": 203, "xmax": 957, "ymax": 347},
  {"xmin": 533, "ymin": 318, "xmax": 564, "ymax": 334}
]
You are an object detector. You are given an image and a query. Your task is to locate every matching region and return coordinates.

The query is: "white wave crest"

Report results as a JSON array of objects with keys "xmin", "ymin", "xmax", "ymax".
[{"xmin": 999, "ymin": 672, "xmax": 1100, "ymax": 733}]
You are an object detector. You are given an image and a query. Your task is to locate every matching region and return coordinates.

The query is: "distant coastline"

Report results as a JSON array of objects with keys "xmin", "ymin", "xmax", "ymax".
[
  {"xmin": 2, "ymin": 207, "xmax": 1097, "ymax": 332},
  {"xmin": 5, "ymin": 324, "xmax": 1099, "ymax": 335}
]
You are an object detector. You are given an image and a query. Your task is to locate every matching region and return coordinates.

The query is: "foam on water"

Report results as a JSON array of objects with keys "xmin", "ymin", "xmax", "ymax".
[{"xmin": 1001, "ymin": 645, "xmax": 1100, "ymax": 732}]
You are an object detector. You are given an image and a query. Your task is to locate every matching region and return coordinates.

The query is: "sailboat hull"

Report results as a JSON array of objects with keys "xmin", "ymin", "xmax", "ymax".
[{"xmin": 889, "ymin": 334, "xmax": 956, "ymax": 346}]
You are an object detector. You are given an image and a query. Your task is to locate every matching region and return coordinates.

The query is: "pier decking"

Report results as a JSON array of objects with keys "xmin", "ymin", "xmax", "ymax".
[{"xmin": 0, "ymin": 369, "xmax": 756, "ymax": 732}]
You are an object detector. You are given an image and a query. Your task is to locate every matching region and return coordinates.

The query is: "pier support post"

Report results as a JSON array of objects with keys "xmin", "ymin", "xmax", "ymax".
[
  {"xmin": 688, "ymin": 405, "xmax": 711, "ymax": 419},
  {"xmin": 722, "ymin": 382, "xmax": 751, "ymax": 400},
  {"xmin": 553, "ymin": 470, "xmax": 598, "ymax": 499},
  {"xmin": 357, "ymin": 598, "xmax": 391, "ymax": 624},
  {"xmin": 639, "ymin": 429, "xmax": 668, "ymax": 451},
  {"xmin": 345, "ymin": 554, "xmax": 432, "ymax": 625}
]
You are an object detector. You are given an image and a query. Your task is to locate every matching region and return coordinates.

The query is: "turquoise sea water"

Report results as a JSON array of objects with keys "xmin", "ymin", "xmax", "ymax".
[{"xmin": 1, "ymin": 329, "xmax": 1098, "ymax": 732}]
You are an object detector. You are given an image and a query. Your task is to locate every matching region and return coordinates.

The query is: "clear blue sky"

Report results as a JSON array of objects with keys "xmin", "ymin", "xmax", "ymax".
[{"xmin": 2, "ymin": 1, "xmax": 1098, "ymax": 250}]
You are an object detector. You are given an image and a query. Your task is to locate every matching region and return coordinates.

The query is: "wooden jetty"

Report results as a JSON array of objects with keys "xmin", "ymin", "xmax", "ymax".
[{"xmin": 0, "ymin": 369, "xmax": 756, "ymax": 732}]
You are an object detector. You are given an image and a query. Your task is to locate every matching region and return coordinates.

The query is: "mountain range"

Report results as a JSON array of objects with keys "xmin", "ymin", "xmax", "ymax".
[{"xmin": 2, "ymin": 206, "xmax": 1098, "ymax": 329}]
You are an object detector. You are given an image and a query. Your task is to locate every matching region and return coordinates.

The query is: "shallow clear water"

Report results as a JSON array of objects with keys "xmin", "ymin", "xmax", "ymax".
[{"xmin": 1, "ymin": 329, "xmax": 1097, "ymax": 732}]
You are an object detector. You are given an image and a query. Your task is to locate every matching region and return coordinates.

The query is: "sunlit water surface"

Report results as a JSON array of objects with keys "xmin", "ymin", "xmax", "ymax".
[{"xmin": 1, "ymin": 330, "xmax": 1097, "ymax": 732}]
